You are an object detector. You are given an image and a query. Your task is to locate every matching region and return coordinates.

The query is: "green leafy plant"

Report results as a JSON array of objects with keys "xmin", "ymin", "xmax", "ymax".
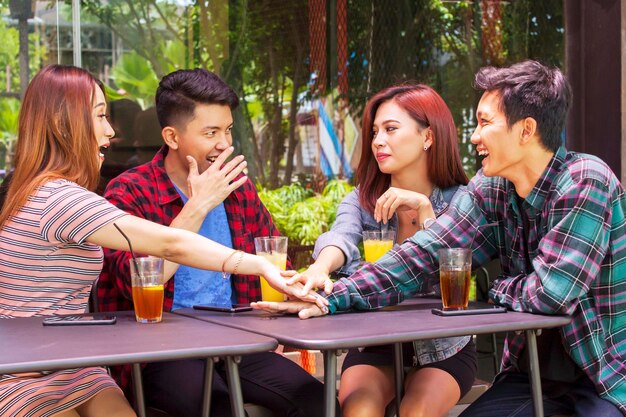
[
  {"xmin": 259, "ymin": 179, "xmax": 354, "ymax": 246},
  {"xmin": 108, "ymin": 51, "xmax": 160, "ymax": 109},
  {"xmin": 106, "ymin": 39, "xmax": 186, "ymax": 109},
  {"xmin": 0, "ymin": 97, "xmax": 20, "ymax": 171}
]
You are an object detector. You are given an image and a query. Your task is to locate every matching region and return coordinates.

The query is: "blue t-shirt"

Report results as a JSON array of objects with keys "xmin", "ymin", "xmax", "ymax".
[{"xmin": 171, "ymin": 186, "xmax": 234, "ymax": 311}]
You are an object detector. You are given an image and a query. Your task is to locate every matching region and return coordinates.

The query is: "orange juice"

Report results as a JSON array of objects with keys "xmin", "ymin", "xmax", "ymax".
[
  {"xmin": 132, "ymin": 284, "xmax": 164, "ymax": 323},
  {"xmin": 257, "ymin": 251, "xmax": 287, "ymax": 302},
  {"xmin": 363, "ymin": 239, "xmax": 394, "ymax": 262}
]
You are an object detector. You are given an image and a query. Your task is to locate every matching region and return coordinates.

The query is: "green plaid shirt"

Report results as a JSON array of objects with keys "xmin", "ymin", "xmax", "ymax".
[{"xmin": 327, "ymin": 147, "xmax": 626, "ymax": 413}]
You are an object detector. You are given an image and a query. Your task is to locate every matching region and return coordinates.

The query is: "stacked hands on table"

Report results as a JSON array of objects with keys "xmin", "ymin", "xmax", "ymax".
[
  {"xmin": 251, "ymin": 266, "xmax": 334, "ymax": 320},
  {"xmin": 252, "ymin": 187, "xmax": 425, "ymax": 319}
]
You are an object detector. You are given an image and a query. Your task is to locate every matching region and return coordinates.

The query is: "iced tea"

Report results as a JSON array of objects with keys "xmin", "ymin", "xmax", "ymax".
[
  {"xmin": 132, "ymin": 284, "xmax": 164, "ymax": 323},
  {"xmin": 130, "ymin": 256, "xmax": 164, "ymax": 323},
  {"xmin": 438, "ymin": 248, "xmax": 472, "ymax": 310},
  {"xmin": 440, "ymin": 267, "xmax": 471, "ymax": 310}
]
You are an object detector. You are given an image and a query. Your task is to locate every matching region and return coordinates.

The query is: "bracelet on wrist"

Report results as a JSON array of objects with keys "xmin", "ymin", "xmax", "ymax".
[{"xmin": 222, "ymin": 250, "xmax": 244, "ymax": 279}]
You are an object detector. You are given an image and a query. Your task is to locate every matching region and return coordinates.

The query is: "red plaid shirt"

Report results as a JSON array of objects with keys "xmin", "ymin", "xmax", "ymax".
[{"xmin": 97, "ymin": 146, "xmax": 286, "ymax": 394}]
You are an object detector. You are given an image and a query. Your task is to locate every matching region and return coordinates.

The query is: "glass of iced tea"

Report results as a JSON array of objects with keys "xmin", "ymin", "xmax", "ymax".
[
  {"xmin": 363, "ymin": 230, "xmax": 396, "ymax": 263},
  {"xmin": 438, "ymin": 248, "xmax": 472, "ymax": 310},
  {"xmin": 254, "ymin": 236, "xmax": 288, "ymax": 302},
  {"xmin": 130, "ymin": 256, "xmax": 164, "ymax": 323}
]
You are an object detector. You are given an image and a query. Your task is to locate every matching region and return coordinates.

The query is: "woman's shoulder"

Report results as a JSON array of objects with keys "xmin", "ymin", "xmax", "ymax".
[
  {"xmin": 37, "ymin": 179, "xmax": 102, "ymax": 207},
  {"xmin": 435, "ymin": 184, "xmax": 466, "ymax": 204},
  {"xmin": 39, "ymin": 179, "xmax": 85, "ymax": 193},
  {"xmin": 339, "ymin": 187, "xmax": 361, "ymax": 205}
]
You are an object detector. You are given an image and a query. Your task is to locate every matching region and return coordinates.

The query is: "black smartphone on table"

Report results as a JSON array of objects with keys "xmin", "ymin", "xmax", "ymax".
[
  {"xmin": 42, "ymin": 313, "xmax": 117, "ymax": 326},
  {"xmin": 431, "ymin": 304, "xmax": 507, "ymax": 316},
  {"xmin": 193, "ymin": 304, "xmax": 253, "ymax": 313}
]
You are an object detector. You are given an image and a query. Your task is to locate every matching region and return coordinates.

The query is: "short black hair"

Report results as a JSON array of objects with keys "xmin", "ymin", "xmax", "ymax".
[
  {"xmin": 474, "ymin": 60, "xmax": 571, "ymax": 152},
  {"xmin": 155, "ymin": 68, "xmax": 239, "ymax": 129}
]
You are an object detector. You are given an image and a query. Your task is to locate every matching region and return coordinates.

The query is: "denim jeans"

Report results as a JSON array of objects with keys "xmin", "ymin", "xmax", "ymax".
[{"xmin": 459, "ymin": 372, "xmax": 622, "ymax": 417}]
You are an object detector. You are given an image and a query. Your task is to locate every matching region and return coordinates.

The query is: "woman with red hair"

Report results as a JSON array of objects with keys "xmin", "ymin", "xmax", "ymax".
[{"xmin": 270, "ymin": 84, "xmax": 476, "ymax": 417}]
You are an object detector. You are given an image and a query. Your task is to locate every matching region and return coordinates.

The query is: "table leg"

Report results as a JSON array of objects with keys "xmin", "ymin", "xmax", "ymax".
[
  {"xmin": 201, "ymin": 357, "xmax": 216, "ymax": 417},
  {"xmin": 525, "ymin": 329, "xmax": 544, "ymax": 417},
  {"xmin": 491, "ymin": 333, "xmax": 500, "ymax": 372},
  {"xmin": 323, "ymin": 350, "xmax": 339, "ymax": 417},
  {"xmin": 393, "ymin": 343, "xmax": 404, "ymax": 417},
  {"xmin": 224, "ymin": 356, "xmax": 246, "ymax": 417},
  {"xmin": 131, "ymin": 363, "xmax": 146, "ymax": 417}
]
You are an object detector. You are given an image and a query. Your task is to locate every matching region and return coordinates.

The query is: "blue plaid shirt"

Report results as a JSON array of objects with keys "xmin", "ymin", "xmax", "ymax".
[{"xmin": 326, "ymin": 147, "xmax": 626, "ymax": 413}]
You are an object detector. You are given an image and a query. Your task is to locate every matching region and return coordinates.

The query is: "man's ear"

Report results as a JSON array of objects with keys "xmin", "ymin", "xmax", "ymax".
[
  {"xmin": 520, "ymin": 117, "xmax": 538, "ymax": 144},
  {"xmin": 162, "ymin": 126, "xmax": 179, "ymax": 150}
]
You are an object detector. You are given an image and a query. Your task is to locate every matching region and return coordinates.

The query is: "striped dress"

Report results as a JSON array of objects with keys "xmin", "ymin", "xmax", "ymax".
[{"xmin": 0, "ymin": 179, "xmax": 127, "ymax": 417}]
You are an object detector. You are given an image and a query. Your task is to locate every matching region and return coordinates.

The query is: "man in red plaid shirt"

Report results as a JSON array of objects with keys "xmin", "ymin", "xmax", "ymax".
[{"xmin": 98, "ymin": 68, "xmax": 327, "ymax": 417}]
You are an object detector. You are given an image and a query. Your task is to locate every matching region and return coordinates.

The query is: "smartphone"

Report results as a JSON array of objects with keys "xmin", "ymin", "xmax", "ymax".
[
  {"xmin": 431, "ymin": 304, "xmax": 507, "ymax": 316},
  {"xmin": 193, "ymin": 304, "xmax": 253, "ymax": 313},
  {"xmin": 42, "ymin": 313, "xmax": 117, "ymax": 326}
]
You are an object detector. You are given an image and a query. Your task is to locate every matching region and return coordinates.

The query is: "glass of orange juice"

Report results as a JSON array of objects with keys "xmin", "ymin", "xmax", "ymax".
[
  {"xmin": 130, "ymin": 256, "xmax": 164, "ymax": 323},
  {"xmin": 254, "ymin": 236, "xmax": 288, "ymax": 302},
  {"xmin": 363, "ymin": 230, "xmax": 396, "ymax": 263}
]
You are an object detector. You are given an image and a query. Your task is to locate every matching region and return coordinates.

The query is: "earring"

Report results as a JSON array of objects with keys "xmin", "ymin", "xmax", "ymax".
[{"xmin": 423, "ymin": 146, "xmax": 428, "ymax": 151}]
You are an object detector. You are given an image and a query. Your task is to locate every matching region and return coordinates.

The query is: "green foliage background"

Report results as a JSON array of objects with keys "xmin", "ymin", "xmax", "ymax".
[
  {"xmin": 258, "ymin": 179, "xmax": 354, "ymax": 246},
  {"xmin": 0, "ymin": 1, "xmax": 46, "ymax": 171}
]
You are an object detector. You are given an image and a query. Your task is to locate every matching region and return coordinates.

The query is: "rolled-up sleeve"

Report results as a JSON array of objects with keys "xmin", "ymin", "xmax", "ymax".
[
  {"xmin": 313, "ymin": 190, "xmax": 364, "ymax": 270},
  {"xmin": 326, "ymin": 187, "xmax": 495, "ymax": 313}
]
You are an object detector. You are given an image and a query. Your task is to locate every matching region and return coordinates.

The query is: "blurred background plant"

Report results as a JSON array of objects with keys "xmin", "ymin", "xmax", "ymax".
[
  {"xmin": 0, "ymin": 97, "xmax": 19, "ymax": 173},
  {"xmin": 258, "ymin": 179, "xmax": 354, "ymax": 269},
  {"xmin": 0, "ymin": 2, "xmax": 45, "ymax": 176}
]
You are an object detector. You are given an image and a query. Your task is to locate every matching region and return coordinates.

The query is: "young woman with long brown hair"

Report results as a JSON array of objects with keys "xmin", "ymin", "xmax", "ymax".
[{"xmin": 0, "ymin": 65, "xmax": 324, "ymax": 417}]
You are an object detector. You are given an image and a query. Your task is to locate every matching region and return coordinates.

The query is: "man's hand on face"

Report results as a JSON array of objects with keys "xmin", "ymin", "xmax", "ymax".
[{"xmin": 186, "ymin": 146, "xmax": 248, "ymax": 214}]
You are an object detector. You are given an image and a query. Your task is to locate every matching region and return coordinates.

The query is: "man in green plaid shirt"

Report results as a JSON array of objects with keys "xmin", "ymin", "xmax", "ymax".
[{"xmin": 256, "ymin": 60, "xmax": 626, "ymax": 416}]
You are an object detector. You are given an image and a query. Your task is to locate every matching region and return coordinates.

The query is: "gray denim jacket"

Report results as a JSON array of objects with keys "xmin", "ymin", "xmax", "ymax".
[{"xmin": 313, "ymin": 185, "xmax": 471, "ymax": 365}]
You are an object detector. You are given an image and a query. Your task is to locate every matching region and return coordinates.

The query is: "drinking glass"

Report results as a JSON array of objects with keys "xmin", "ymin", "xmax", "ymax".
[
  {"xmin": 254, "ymin": 236, "xmax": 288, "ymax": 302},
  {"xmin": 438, "ymin": 248, "xmax": 472, "ymax": 310},
  {"xmin": 363, "ymin": 230, "xmax": 396, "ymax": 262},
  {"xmin": 130, "ymin": 256, "xmax": 164, "ymax": 323}
]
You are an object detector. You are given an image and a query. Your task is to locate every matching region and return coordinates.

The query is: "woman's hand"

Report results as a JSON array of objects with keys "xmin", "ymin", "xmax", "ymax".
[
  {"xmin": 284, "ymin": 264, "xmax": 334, "ymax": 296},
  {"xmin": 251, "ymin": 300, "xmax": 327, "ymax": 320},
  {"xmin": 257, "ymin": 258, "xmax": 329, "ymax": 310},
  {"xmin": 374, "ymin": 187, "xmax": 433, "ymax": 224}
]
